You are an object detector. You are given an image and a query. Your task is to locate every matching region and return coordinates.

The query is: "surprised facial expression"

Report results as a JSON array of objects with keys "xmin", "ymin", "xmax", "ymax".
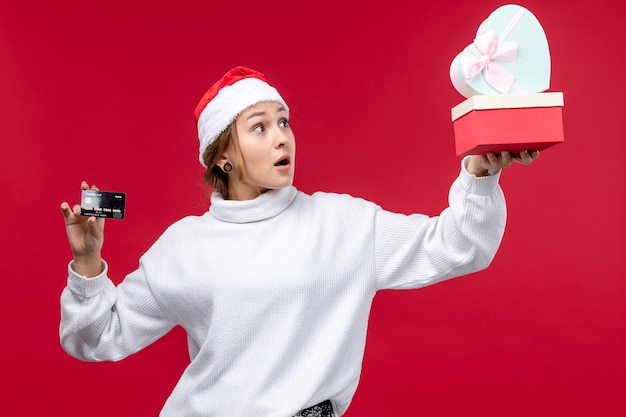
[{"xmin": 225, "ymin": 101, "xmax": 296, "ymax": 201}]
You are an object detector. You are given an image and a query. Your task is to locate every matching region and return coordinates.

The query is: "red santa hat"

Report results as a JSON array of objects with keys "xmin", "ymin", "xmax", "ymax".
[{"xmin": 194, "ymin": 66, "xmax": 289, "ymax": 168}]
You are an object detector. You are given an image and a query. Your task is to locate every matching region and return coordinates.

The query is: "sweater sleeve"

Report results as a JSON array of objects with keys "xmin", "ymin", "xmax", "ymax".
[
  {"xmin": 374, "ymin": 157, "xmax": 507, "ymax": 290},
  {"xmin": 59, "ymin": 258, "xmax": 176, "ymax": 362}
]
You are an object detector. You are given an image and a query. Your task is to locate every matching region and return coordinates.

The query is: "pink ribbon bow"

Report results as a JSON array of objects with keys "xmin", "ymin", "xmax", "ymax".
[{"xmin": 461, "ymin": 31, "xmax": 518, "ymax": 94}]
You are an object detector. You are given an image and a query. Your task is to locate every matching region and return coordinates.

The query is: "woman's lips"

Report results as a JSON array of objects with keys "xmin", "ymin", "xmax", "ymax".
[{"xmin": 274, "ymin": 154, "xmax": 291, "ymax": 169}]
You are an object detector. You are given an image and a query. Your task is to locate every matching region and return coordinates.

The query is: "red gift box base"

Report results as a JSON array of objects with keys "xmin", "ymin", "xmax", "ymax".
[{"xmin": 453, "ymin": 106, "xmax": 564, "ymax": 157}]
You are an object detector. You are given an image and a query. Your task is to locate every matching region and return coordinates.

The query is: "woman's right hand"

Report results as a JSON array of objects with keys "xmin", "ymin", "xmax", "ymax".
[{"xmin": 60, "ymin": 181, "xmax": 105, "ymax": 277}]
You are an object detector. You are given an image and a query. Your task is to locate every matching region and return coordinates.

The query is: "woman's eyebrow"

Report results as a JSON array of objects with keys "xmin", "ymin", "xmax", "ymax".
[
  {"xmin": 246, "ymin": 105, "xmax": 286, "ymax": 120},
  {"xmin": 245, "ymin": 111, "xmax": 266, "ymax": 121}
]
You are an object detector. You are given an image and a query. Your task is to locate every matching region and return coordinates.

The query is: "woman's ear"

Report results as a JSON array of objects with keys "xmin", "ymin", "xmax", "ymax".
[
  {"xmin": 215, "ymin": 152, "xmax": 230, "ymax": 170},
  {"xmin": 217, "ymin": 147, "xmax": 237, "ymax": 172}
]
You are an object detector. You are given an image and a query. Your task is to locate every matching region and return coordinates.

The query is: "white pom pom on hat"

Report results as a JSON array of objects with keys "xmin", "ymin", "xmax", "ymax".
[{"xmin": 194, "ymin": 66, "xmax": 289, "ymax": 168}]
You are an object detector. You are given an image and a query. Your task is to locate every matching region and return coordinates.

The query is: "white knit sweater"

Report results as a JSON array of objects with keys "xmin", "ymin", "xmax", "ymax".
[{"xmin": 60, "ymin": 160, "xmax": 506, "ymax": 416}]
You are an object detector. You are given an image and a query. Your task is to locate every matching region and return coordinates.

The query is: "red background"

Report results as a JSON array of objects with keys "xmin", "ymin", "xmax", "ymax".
[{"xmin": 1, "ymin": 1, "xmax": 625, "ymax": 415}]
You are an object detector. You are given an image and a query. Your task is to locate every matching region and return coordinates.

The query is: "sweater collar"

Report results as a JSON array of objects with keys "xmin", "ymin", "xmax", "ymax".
[{"xmin": 209, "ymin": 186, "xmax": 298, "ymax": 223}]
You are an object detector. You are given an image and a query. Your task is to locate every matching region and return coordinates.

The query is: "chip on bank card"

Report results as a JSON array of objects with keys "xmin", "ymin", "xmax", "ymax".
[{"xmin": 81, "ymin": 190, "xmax": 126, "ymax": 219}]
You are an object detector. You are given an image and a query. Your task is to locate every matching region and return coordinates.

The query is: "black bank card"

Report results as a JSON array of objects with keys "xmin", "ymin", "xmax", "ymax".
[{"xmin": 81, "ymin": 190, "xmax": 126, "ymax": 219}]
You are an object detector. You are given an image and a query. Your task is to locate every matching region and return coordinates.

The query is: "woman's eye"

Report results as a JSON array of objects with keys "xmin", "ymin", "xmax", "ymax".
[
  {"xmin": 279, "ymin": 119, "xmax": 289, "ymax": 128},
  {"xmin": 253, "ymin": 124, "xmax": 264, "ymax": 133}
]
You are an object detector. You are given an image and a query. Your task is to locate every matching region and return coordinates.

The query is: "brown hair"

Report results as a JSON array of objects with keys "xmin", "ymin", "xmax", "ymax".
[{"xmin": 202, "ymin": 123, "xmax": 246, "ymax": 200}]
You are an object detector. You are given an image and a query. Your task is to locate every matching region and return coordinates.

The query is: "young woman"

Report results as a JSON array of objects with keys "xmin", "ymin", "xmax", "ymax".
[{"xmin": 60, "ymin": 66, "xmax": 538, "ymax": 417}]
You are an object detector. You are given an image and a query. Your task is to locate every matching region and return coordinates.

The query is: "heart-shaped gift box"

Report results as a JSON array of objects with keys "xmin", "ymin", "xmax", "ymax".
[
  {"xmin": 449, "ymin": 4, "xmax": 564, "ymax": 156},
  {"xmin": 450, "ymin": 4, "xmax": 551, "ymax": 98}
]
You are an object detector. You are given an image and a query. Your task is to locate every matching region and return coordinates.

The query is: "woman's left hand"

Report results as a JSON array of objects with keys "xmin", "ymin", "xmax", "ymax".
[{"xmin": 466, "ymin": 150, "xmax": 539, "ymax": 177}]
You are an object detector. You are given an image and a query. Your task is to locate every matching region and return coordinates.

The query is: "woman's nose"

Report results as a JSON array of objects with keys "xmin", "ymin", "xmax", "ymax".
[{"xmin": 274, "ymin": 128, "xmax": 289, "ymax": 147}]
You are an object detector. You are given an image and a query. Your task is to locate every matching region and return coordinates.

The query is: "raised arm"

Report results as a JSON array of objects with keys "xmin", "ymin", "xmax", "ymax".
[
  {"xmin": 374, "ymin": 150, "xmax": 538, "ymax": 290},
  {"xmin": 59, "ymin": 181, "xmax": 175, "ymax": 361}
]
